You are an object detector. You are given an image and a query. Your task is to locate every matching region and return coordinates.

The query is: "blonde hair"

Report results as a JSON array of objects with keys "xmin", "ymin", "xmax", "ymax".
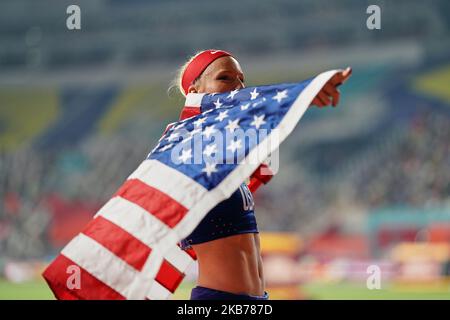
[
  {"xmin": 167, "ymin": 51, "xmax": 203, "ymax": 98},
  {"xmin": 168, "ymin": 49, "xmax": 225, "ymax": 98}
]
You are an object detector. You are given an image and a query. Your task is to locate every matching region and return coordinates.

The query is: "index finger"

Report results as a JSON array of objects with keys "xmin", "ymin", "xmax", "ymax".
[{"xmin": 335, "ymin": 67, "xmax": 352, "ymax": 86}]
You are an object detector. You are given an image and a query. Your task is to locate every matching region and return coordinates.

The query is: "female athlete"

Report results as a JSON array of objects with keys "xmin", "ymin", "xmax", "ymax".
[{"xmin": 168, "ymin": 49, "xmax": 351, "ymax": 300}]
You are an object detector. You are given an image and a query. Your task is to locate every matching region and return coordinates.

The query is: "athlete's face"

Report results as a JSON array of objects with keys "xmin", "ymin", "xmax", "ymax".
[{"xmin": 188, "ymin": 56, "xmax": 246, "ymax": 94}]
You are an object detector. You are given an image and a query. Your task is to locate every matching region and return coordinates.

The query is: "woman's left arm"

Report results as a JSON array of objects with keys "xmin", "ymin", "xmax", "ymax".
[{"xmin": 248, "ymin": 68, "xmax": 352, "ymax": 193}]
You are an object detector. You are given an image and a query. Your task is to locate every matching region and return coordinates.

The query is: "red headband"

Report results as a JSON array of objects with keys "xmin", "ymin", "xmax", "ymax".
[{"xmin": 181, "ymin": 49, "xmax": 233, "ymax": 95}]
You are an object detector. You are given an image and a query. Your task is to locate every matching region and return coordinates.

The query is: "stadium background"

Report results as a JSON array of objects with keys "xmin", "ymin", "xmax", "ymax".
[{"xmin": 0, "ymin": 0, "xmax": 449, "ymax": 299}]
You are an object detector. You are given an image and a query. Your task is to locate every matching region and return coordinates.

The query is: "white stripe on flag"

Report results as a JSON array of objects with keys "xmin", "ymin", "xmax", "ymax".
[
  {"xmin": 128, "ymin": 159, "xmax": 208, "ymax": 210},
  {"xmin": 96, "ymin": 197, "xmax": 194, "ymax": 270},
  {"xmin": 147, "ymin": 280, "xmax": 172, "ymax": 300},
  {"xmin": 165, "ymin": 244, "xmax": 195, "ymax": 273},
  {"xmin": 96, "ymin": 197, "xmax": 179, "ymax": 253},
  {"xmin": 185, "ymin": 93, "xmax": 205, "ymax": 107},
  {"xmin": 140, "ymin": 247, "xmax": 165, "ymax": 300},
  {"xmin": 61, "ymin": 233, "xmax": 146, "ymax": 299}
]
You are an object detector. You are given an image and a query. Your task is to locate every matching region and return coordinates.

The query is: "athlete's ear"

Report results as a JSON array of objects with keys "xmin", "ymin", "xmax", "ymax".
[{"xmin": 187, "ymin": 84, "xmax": 198, "ymax": 94}]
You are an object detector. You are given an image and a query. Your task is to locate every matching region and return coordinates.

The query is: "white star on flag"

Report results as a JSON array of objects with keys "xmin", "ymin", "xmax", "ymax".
[
  {"xmin": 178, "ymin": 149, "xmax": 192, "ymax": 163},
  {"xmin": 225, "ymin": 118, "xmax": 240, "ymax": 132},
  {"xmin": 251, "ymin": 114, "xmax": 266, "ymax": 129},
  {"xmin": 227, "ymin": 89, "xmax": 239, "ymax": 99},
  {"xmin": 203, "ymin": 143, "xmax": 217, "ymax": 157},
  {"xmin": 202, "ymin": 162, "xmax": 218, "ymax": 177},
  {"xmin": 240, "ymin": 103, "xmax": 250, "ymax": 110},
  {"xmin": 202, "ymin": 125, "xmax": 217, "ymax": 139},
  {"xmin": 215, "ymin": 110, "xmax": 229, "ymax": 122},
  {"xmin": 193, "ymin": 117, "xmax": 207, "ymax": 127},
  {"xmin": 213, "ymin": 98, "xmax": 223, "ymax": 108},
  {"xmin": 227, "ymin": 139, "xmax": 242, "ymax": 153},
  {"xmin": 272, "ymin": 90, "xmax": 289, "ymax": 103},
  {"xmin": 167, "ymin": 132, "xmax": 180, "ymax": 142},
  {"xmin": 250, "ymin": 88, "xmax": 259, "ymax": 100}
]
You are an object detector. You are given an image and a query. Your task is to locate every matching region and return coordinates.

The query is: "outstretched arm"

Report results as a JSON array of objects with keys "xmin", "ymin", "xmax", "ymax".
[{"xmin": 249, "ymin": 67, "xmax": 352, "ymax": 193}]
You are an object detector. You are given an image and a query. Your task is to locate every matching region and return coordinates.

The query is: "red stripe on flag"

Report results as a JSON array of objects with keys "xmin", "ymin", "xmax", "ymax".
[
  {"xmin": 82, "ymin": 216, "xmax": 151, "ymax": 271},
  {"xmin": 155, "ymin": 259, "xmax": 184, "ymax": 293},
  {"xmin": 179, "ymin": 106, "xmax": 200, "ymax": 120},
  {"xmin": 115, "ymin": 179, "xmax": 188, "ymax": 228},
  {"xmin": 42, "ymin": 254, "xmax": 125, "ymax": 300},
  {"xmin": 178, "ymin": 243, "xmax": 197, "ymax": 260}
]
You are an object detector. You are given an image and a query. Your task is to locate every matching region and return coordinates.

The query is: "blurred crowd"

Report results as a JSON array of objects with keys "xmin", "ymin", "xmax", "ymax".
[
  {"xmin": 354, "ymin": 111, "xmax": 450, "ymax": 208},
  {"xmin": 253, "ymin": 110, "xmax": 450, "ymax": 234}
]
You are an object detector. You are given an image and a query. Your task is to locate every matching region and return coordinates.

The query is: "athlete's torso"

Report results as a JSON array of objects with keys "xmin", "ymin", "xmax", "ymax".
[
  {"xmin": 181, "ymin": 183, "xmax": 257, "ymax": 248},
  {"xmin": 181, "ymin": 183, "xmax": 264, "ymax": 296},
  {"xmin": 192, "ymin": 232, "xmax": 265, "ymax": 296}
]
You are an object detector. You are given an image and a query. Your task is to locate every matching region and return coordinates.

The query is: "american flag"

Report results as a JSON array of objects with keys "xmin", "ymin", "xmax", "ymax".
[{"xmin": 42, "ymin": 70, "xmax": 340, "ymax": 300}]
